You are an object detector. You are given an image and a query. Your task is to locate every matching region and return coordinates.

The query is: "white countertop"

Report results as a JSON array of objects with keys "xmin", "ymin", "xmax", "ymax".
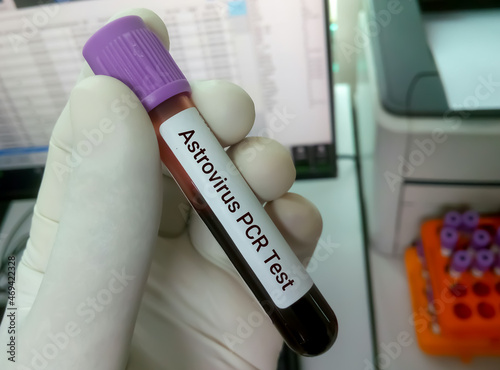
[{"xmin": 293, "ymin": 84, "xmax": 374, "ymax": 370}]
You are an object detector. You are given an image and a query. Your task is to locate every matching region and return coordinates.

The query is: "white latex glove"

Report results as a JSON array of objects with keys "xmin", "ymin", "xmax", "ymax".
[{"xmin": 0, "ymin": 9, "xmax": 323, "ymax": 370}]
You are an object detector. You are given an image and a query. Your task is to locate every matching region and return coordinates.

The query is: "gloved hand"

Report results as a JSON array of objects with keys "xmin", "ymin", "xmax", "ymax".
[{"xmin": 0, "ymin": 8, "xmax": 323, "ymax": 370}]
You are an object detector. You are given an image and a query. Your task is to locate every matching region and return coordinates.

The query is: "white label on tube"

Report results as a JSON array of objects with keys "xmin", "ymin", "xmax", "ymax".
[{"xmin": 160, "ymin": 107, "xmax": 314, "ymax": 309}]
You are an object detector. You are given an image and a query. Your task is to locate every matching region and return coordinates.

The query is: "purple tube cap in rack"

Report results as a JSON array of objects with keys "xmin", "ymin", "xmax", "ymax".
[
  {"xmin": 444, "ymin": 210, "xmax": 462, "ymax": 229},
  {"xmin": 469, "ymin": 229, "xmax": 491, "ymax": 250},
  {"xmin": 440, "ymin": 227, "xmax": 459, "ymax": 255},
  {"xmin": 416, "ymin": 239, "xmax": 424, "ymax": 258},
  {"xmin": 450, "ymin": 250, "xmax": 472, "ymax": 274},
  {"xmin": 425, "ymin": 285, "xmax": 434, "ymax": 303},
  {"xmin": 472, "ymin": 250, "xmax": 495, "ymax": 272},
  {"xmin": 461, "ymin": 210, "xmax": 480, "ymax": 231}
]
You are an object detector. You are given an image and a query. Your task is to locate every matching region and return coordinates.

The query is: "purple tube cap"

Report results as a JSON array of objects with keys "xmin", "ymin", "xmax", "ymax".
[
  {"xmin": 473, "ymin": 250, "xmax": 495, "ymax": 271},
  {"xmin": 444, "ymin": 211, "xmax": 462, "ymax": 229},
  {"xmin": 440, "ymin": 227, "xmax": 459, "ymax": 250},
  {"xmin": 470, "ymin": 229, "xmax": 491, "ymax": 250},
  {"xmin": 461, "ymin": 210, "xmax": 479, "ymax": 230},
  {"xmin": 450, "ymin": 250, "xmax": 472, "ymax": 273},
  {"xmin": 83, "ymin": 16, "xmax": 191, "ymax": 112},
  {"xmin": 416, "ymin": 239, "xmax": 424, "ymax": 256},
  {"xmin": 425, "ymin": 285, "xmax": 434, "ymax": 303}
]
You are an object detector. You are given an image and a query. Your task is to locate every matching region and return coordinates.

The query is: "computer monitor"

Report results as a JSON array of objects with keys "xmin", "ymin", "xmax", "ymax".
[{"xmin": 0, "ymin": 0, "xmax": 336, "ymax": 178}]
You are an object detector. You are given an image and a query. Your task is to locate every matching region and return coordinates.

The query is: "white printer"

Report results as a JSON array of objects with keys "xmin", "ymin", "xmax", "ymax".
[{"xmin": 355, "ymin": 0, "xmax": 500, "ymax": 255}]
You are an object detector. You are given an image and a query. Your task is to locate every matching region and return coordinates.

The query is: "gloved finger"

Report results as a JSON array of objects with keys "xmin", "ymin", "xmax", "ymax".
[
  {"xmin": 226, "ymin": 137, "xmax": 295, "ymax": 202},
  {"xmin": 264, "ymin": 193, "xmax": 322, "ymax": 265},
  {"xmin": 16, "ymin": 75, "xmax": 162, "ymax": 369},
  {"xmin": 158, "ymin": 80, "xmax": 256, "ymax": 238},
  {"xmin": 191, "ymin": 80, "xmax": 255, "ymax": 147},
  {"xmin": 20, "ymin": 7, "xmax": 170, "ymax": 286},
  {"xmin": 157, "ymin": 175, "xmax": 190, "ymax": 238}
]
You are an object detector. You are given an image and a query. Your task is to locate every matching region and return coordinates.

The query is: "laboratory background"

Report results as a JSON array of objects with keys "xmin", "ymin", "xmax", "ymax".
[{"xmin": 1, "ymin": 0, "xmax": 500, "ymax": 369}]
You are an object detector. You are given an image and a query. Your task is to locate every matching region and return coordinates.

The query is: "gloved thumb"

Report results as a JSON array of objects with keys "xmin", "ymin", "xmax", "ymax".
[{"xmin": 15, "ymin": 75, "xmax": 162, "ymax": 370}]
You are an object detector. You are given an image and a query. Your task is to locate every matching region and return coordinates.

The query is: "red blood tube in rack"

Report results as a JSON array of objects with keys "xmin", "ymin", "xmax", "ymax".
[
  {"xmin": 468, "ymin": 229, "xmax": 491, "ymax": 253},
  {"xmin": 444, "ymin": 210, "xmax": 462, "ymax": 229},
  {"xmin": 449, "ymin": 250, "xmax": 472, "ymax": 278},
  {"xmin": 83, "ymin": 16, "xmax": 338, "ymax": 356},
  {"xmin": 471, "ymin": 250, "xmax": 495, "ymax": 277},
  {"xmin": 440, "ymin": 227, "xmax": 459, "ymax": 257},
  {"xmin": 461, "ymin": 210, "xmax": 479, "ymax": 233}
]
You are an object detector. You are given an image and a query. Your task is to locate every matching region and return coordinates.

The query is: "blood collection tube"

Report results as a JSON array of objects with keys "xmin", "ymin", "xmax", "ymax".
[
  {"xmin": 440, "ymin": 227, "xmax": 458, "ymax": 257},
  {"xmin": 443, "ymin": 210, "xmax": 462, "ymax": 229},
  {"xmin": 461, "ymin": 210, "xmax": 479, "ymax": 233},
  {"xmin": 471, "ymin": 250, "xmax": 495, "ymax": 277},
  {"xmin": 449, "ymin": 250, "xmax": 472, "ymax": 278},
  {"xmin": 468, "ymin": 229, "xmax": 491, "ymax": 252},
  {"xmin": 83, "ymin": 16, "xmax": 337, "ymax": 356}
]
